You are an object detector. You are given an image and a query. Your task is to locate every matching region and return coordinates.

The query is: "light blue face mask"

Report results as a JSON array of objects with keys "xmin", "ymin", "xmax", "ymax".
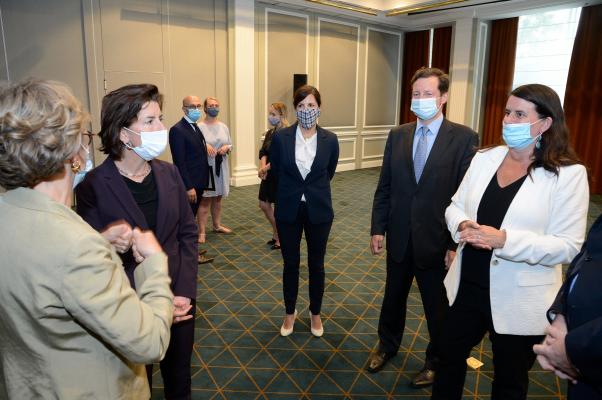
[
  {"xmin": 187, "ymin": 108, "xmax": 201, "ymax": 122},
  {"xmin": 73, "ymin": 144, "xmax": 94, "ymax": 189},
  {"xmin": 206, "ymin": 107, "xmax": 219, "ymax": 118},
  {"xmin": 410, "ymin": 97, "xmax": 440, "ymax": 121},
  {"xmin": 502, "ymin": 119, "xmax": 542, "ymax": 149}
]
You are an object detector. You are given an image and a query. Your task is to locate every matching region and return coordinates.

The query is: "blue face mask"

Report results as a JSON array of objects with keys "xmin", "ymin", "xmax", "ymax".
[
  {"xmin": 187, "ymin": 108, "xmax": 201, "ymax": 122},
  {"xmin": 206, "ymin": 107, "xmax": 219, "ymax": 118},
  {"xmin": 268, "ymin": 115, "xmax": 280, "ymax": 127},
  {"xmin": 72, "ymin": 144, "xmax": 94, "ymax": 189},
  {"xmin": 410, "ymin": 97, "xmax": 440, "ymax": 121},
  {"xmin": 502, "ymin": 119, "xmax": 542, "ymax": 149}
]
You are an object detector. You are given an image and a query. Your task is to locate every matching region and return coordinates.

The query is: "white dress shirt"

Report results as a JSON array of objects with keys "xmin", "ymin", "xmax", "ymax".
[{"xmin": 295, "ymin": 124, "xmax": 317, "ymax": 201}]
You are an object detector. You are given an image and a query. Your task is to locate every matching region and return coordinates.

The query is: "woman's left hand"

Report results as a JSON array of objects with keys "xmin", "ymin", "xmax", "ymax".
[
  {"xmin": 460, "ymin": 224, "xmax": 506, "ymax": 250},
  {"xmin": 218, "ymin": 145, "xmax": 230, "ymax": 155},
  {"xmin": 173, "ymin": 296, "xmax": 193, "ymax": 324}
]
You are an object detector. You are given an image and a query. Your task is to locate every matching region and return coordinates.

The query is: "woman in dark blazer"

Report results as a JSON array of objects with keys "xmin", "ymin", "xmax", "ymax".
[
  {"xmin": 270, "ymin": 85, "xmax": 339, "ymax": 337},
  {"xmin": 75, "ymin": 84, "xmax": 198, "ymax": 400}
]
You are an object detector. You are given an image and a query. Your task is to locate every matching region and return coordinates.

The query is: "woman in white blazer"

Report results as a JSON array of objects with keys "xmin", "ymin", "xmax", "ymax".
[{"xmin": 431, "ymin": 84, "xmax": 589, "ymax": 400}]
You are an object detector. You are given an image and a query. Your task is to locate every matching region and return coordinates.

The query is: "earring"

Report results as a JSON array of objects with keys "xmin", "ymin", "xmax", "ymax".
[
  {"xmin": 71, "ymin": 158, "xmax": 81, "ymax": 173},
  {"xmin": 535, "ymin": 135, "xmax": 542, "ymax": 149}
]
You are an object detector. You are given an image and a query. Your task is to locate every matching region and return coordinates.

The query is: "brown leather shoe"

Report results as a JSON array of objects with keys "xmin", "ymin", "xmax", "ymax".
[
  {"xmin": 198, "ymin": 254, "xmax": 214, "ymax": 264},
  {"xmin": 365, "ymin": 351, "xmax": 395, "ymax": 373},
  {"xmin": 198, "ymin": 249, "xmax": 207, "ymax": 256},
  {"xmin": 411, "ymin": 368, "xmax": 435, "ymax": 388}
]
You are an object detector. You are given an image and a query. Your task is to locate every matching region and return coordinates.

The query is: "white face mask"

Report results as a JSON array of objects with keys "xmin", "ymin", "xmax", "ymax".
[
  {"xmin": 73, "ymin": 144, "xmax": 94, "ymax": 189},
  {"xmin": 124, "ymin": 127, "xmax": 168, "ymax": 161}
]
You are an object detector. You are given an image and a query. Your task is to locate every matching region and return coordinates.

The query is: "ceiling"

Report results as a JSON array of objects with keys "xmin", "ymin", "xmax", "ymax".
[{"xmin": 259, "ymin": 0, "xmax": 598, "ymax": 30}]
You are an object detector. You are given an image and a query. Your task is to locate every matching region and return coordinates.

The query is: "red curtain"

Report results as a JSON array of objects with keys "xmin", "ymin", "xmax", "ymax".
[
  {"xmin": 564, "ymin": 4, "xmax": 602, "ymax": 194},
  {"xmin": 481, "ymin": 18, "xmax": 519, "ymax": 146},
  {"xmin": 431, "ymin": 26, "xmax": 453, "ymax": 117},
  {"xmin": 399, "ymin": 30, "xmax": 430, "ymax": 124}
]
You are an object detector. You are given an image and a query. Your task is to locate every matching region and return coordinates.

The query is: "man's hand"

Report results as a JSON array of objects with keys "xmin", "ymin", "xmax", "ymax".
[
  {"xmin": 370, "ymin": 235, "xmax": 385, "ymax": 255},
  {"xmin": 187, "ymin": 188, "xmax": 197, "ymax": 204},
  {"xmin": 101, "ymin": 220, "xmax": 133, "ymax": 253},
  {"xmin": 533, "ymin": 314, "xmax": 579, "ymax": 383},
  {"xmin": 444, "ymin": 250, "xmax": 456, "ymax": 270},
  {"xmin": 173, "ymin": 296, "xmax": 193, "ymax": 324}
]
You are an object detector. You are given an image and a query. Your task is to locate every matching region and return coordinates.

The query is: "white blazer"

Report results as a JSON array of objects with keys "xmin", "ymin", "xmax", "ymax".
[{"xmin": 444, "ymin": 146, "xmax": 589, "ymax": 335}]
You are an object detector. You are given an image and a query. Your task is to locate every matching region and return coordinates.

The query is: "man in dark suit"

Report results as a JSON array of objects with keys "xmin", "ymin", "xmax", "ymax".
[
  {"xmin": 169, "ymin": 95, "xmax": 213, "ymax": 263},
  {"xmin": 534, "ymin": 214, "xmax": 602, "ymax": 400},
  {"xmin": 367, "ymin": 67, "xmax": 478, "ymax": 387}
]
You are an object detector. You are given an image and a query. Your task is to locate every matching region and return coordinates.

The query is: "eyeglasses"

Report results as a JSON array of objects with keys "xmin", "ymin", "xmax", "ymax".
[
  {"xmin": 81, "ymin": 130, "xmax": 94, "ymax": 151},
  {"xmin": 184, "ymin": 105, "xmax": 203, "ymax": 110}
]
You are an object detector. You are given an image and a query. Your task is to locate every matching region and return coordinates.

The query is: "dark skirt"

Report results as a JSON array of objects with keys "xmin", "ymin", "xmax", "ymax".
[{"xmin": 258, "ymin": 173, "xmax": 277, "ymax": 203}]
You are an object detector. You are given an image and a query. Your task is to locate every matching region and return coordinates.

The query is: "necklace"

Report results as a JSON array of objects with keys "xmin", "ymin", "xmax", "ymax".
[{"xmin": 117, "ymin": 164, "xmax": 151, "ymax": 178}]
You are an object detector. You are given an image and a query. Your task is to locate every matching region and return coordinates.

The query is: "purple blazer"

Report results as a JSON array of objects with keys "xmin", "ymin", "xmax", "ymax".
[{"xmin": 75, "ymin": 158, "xmax": 198, "ymax": 299}]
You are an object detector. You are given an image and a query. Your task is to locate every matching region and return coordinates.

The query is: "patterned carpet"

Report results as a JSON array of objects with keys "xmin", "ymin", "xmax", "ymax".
[{"xmin": 151, "ymin": 168, "xmax": 601, "ymax": 400}]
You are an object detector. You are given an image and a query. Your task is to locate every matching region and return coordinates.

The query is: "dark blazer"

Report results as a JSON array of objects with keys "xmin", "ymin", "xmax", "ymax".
[
  {"xmin": 169, "ymin": 117, "xmax": 210, "ymax": 191},
  {"xmin": 548, "ymin": 214, "xmax": 602, "ymax": 395},
  {"xmin": 371, "ymin": 118, "xmax": 478, "ymax": 267},
  {"xmin": 75, "ymin": 158, "xmax": 199, "ymax": 299},
  {"xmin": 270, "ymin": 123, "xmax": 339, "ymax": 224}
]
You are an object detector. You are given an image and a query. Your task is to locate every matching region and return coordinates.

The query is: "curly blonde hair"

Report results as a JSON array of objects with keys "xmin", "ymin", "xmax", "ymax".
[{"xmin": 0, "ymin": 79, "xmax": 89, "ymax": 189}]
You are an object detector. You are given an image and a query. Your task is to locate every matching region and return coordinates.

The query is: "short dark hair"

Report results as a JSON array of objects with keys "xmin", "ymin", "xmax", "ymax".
[
  {"xmin": 99, "ymin": 84, "xmax": 163, "ymax": 160},
  {"xmin": 293, "ymin": 85, "xmax": 321, "ymax": 108},
  {"xmin": 410, "ymin": 67, "xmax": 449, "ymax": 94},
  {"xmin": 510, "ymin": 84, "xmax": 581, "ymax": 175}
]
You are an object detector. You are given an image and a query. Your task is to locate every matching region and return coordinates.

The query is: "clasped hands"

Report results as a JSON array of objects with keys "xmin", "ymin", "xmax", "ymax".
[
  {"xmin": 101, "ymin": 220, "xmax": 161, "ymax": 263},
  {"xmin": 533, "ymin": 314, "xmax": 579, "ymax": 383},
  {"xmin": 207, "ymin": 144, "xmax": 229, "ymax": 157},
  {"xmin": 458, "ymin": 220, "xmax": 506, "ymax": 250}
]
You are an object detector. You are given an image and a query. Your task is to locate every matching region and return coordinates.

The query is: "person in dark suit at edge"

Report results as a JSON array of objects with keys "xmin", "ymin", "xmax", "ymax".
[
  {"xmin": 169, "ymin": 94, "xmax": 214, "ymax": 263},
  {"xmin": 534, "ymin": 213, "xmax": 602, "ymax": 400},
  {"xmin": 366, "ymin": 67, "xmax": 479, "ymax": 387},
  {"xmin": 76, "ymin": 84, "xmax": 198, "ymax": 400}
]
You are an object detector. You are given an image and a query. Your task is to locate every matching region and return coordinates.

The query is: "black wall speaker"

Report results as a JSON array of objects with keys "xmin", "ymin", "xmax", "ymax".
[{"xmin": 293, "ymin": 74, "xmax": 308, "ymax": 94}]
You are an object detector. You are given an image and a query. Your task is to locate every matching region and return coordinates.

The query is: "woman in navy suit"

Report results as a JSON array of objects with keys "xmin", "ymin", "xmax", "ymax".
[
  {"xmin": 270, "ymin": 85, "xmax": 339, "ymax": 337},
  {"xmin": 75, "ymin": 84, "xmax": 198, "ymax": 400}
]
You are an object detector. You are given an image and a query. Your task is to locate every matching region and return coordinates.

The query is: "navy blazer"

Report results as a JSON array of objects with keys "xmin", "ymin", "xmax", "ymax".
[
  {"xmin": 169, "ymin": 117, "xmax": 210, "ymax": 191},
  {"xmin": 549, "ymin": 214, "xmax": 602, "ymax": 394},
  {"xmin": 270, "ymin": 123, "xmax": 339, "ymax": 224},
  {"xmin": 75, "ymin": 158, "xmax": 199, "ymax": 299},
  {"xmin": 371, "ymin": 118, "xmax": 478, "ymax": 266}
]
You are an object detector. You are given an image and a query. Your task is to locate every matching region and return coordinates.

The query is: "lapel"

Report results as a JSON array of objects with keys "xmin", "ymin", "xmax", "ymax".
[
  {"xmin": 180, "ymin": 117, "xmax": 204, "ymax": 147},
  {"xmin": 307, "ymin": 125, "xmax": 329, "ymax": 179},
  {"xmin": 101, "ymin": 158, "xmax": 149, "ymax": 229},
  {"xmin": 402, "ymin": 122, "xmax": 417, "ymax": 184},
  {"xmin": 419, "ymin": 118, "xmax": 455, "ymax": 183},
  {"xmin": 150, "ymin": 160, "xmax": 172, "ymax": 239},
  {"xmin": 286, "ymin": 123, "xmax": 304, "ymax": 181}
]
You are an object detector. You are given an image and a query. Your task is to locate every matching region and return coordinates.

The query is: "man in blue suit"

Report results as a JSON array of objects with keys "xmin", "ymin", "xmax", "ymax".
[{"xmin": 169, "ymin": 95, "xmax": 213, "ymax": 263}]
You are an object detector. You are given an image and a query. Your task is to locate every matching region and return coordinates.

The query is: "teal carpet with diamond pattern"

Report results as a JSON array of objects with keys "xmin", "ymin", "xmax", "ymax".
[{"xmin": 151, "ymin": 168, "xmax": 601, "ymax": 400}]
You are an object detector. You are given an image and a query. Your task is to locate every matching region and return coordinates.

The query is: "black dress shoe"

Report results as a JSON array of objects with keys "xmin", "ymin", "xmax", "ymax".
[
  {"xmin": 267, "ymin": 238, "xmax": 276, "ymax": 245},
  {"xmin": 410, "ymin": 368, "xmax": 435, "ymax": 388},
  {"xmin": 365, "ymin": 351, "xmax": 395, "ymax": 373}
]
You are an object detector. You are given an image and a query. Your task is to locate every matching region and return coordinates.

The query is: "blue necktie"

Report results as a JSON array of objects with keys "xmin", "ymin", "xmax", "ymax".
[{"xmin": 414, "ymin": 127, "xmax": 428, "ymax": 182}]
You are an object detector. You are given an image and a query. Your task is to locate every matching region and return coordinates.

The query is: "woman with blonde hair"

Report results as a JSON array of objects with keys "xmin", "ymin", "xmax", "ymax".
[
  {"xmin": 0, "ymin": 78, "xmax": 173, "ymax": 399},
  {"xmin": 258, "ymin": 102, "xmax": 289, "ymax": 249}
]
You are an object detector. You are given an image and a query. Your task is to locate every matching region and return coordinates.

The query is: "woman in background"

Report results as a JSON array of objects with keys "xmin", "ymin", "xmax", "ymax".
[
  {"xmin": 0, "ymin": 78, "xmax": 173, "ymax": 399},
  {"xmin": 258, "ymin": 102, "xmax": 289, "ymax": 250},
  {"xmin": 198, "ymin": 96, "xmax": 233, "ymax": 243},
  {"xmin": 432, "ymin": 84, "xmax": 589, "ymax": 400},
  {"xmin": 76, "ymin": 84, "xmax": 198, "ymax": 400},
  {"xmin": 270, "ymin": 85, "xmax": 339, "ymax": 338}
]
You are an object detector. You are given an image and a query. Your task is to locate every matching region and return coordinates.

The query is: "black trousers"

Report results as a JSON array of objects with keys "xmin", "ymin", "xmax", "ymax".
[
  {"xmin": 277, "ymin": 202, "xmax": 332, "ymax": 315},
  {"xmin": 568, "ymin": 382, "xmax": 602, "ymax": 400},
  {"xmin": 147, "ymin": 299, "xmax": 196, "ymax": 400},
  {"xmin": 431, "ymin": 282, "xmax": 543, "ymax": 400},
  {"xmin": 377, "ymin": 243, "xmax": 448, "ymax": 370}
]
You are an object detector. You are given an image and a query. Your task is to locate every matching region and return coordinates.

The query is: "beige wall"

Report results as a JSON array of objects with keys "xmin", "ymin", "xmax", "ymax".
[{"xmin": 254, "ymin": 5, "xmax": 402, "ymax": 171}]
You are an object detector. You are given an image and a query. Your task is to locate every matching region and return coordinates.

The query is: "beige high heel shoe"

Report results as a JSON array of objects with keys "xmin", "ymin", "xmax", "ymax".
[
  {"xmin": 280, "ymin": 309, "xmax": 298, "ymax": 337},
  {"xmin": 309, "ymin": 312, "xmax": 324, "ymax": 337}
]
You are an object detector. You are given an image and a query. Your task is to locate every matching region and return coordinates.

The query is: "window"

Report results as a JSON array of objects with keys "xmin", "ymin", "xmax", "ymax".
[{"xmin": 512, "ymin": 7, "xmax": 581, "ymax": 104}]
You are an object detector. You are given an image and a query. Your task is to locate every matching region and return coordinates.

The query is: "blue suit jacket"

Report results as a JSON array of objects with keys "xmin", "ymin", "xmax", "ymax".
[
  {"xmin": 270, "ymin": 123, "xmax": 339, "ymax": 224},
  {"xmin": 169, "ymin": 117, "xmax": 210, "ymax": 191},
  {"xmin": 75, "ymin": 158, "xmax": 199, "ymax": 299}
]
